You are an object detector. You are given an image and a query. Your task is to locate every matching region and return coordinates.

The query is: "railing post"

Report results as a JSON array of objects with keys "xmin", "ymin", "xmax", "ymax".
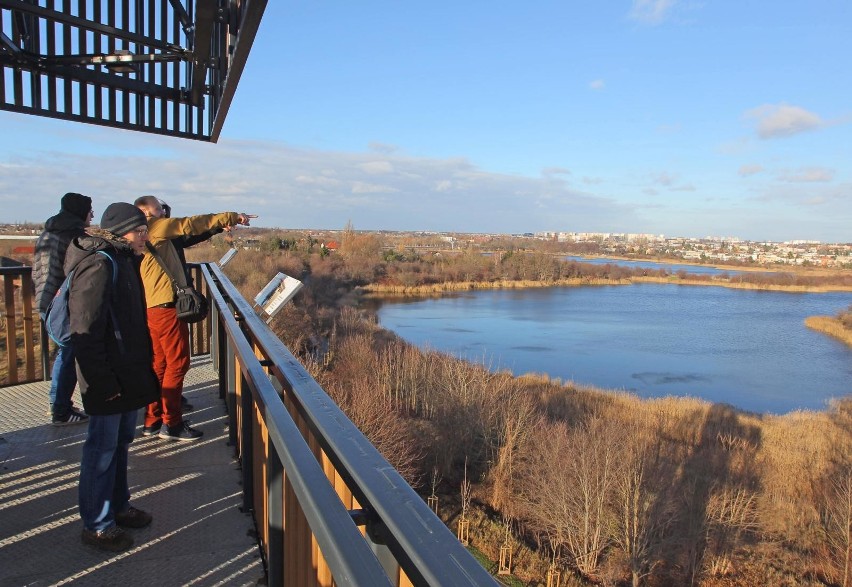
[
  {"xmin": 3, "ymin": 275, "xmax": 17, "ymax": 384},
  {"xmin": 239, "ymin": 370, "xmax": 254, "ymax": 513},
  {"xmin": 40, "ymin": 317, "xmax": 51, "ymax": 381},
  {"xmin": 267, "ymin": 448, "xmax": 284, "ymax": 587},
  {"xmin": 226, "ymin": 343, "xmax": 237, "ymax": 448},
  {"xmin": 211, "ymin": 298, "xmax": 221, "ymax": 372}
]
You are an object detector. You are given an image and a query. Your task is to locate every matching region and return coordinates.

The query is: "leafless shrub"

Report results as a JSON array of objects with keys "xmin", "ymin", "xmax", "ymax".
[{"xmin": 517, "ymin": 416, "xmax": 618, "ymax": 580}]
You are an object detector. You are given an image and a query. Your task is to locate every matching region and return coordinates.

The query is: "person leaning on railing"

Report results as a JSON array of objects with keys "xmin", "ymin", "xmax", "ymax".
[
  {"xmin": 133, "ymin": 195, "xmax": 256, "ymax": 442},
  {"xmin": 32, "ymin": 192, "xmax": 94, "ymax": 426}
]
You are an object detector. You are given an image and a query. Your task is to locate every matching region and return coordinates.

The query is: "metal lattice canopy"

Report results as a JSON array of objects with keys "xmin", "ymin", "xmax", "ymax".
[{"xmin": 0, "ymin": 0, "xmax": 266, "ymax": 141}]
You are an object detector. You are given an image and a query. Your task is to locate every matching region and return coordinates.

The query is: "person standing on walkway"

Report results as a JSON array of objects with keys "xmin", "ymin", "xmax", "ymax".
[
  {"xmin": 156, "ymin": 198, "xmax": 225, "ymax": 414},
  {"xmin": 67, "ymin": 202, "xmax": 160, "ymax": 552},
  {"xmin": 32, "ymin": 192, "xmax": 94, "ymax": 425},
  {"xmin": 133, "ymin": 196, "xmax": 255, "ymax": 441}
]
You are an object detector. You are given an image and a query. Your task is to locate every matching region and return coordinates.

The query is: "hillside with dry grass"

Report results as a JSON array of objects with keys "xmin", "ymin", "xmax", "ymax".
[{"xmin": 192, "ymin": 235, "xmax": 851, "ymax": 587}]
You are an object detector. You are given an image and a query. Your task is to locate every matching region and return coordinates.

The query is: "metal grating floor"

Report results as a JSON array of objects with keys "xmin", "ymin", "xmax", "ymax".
[{"xmin": 0, "ymin": 356, "xmax": 264, "ymax": 586}]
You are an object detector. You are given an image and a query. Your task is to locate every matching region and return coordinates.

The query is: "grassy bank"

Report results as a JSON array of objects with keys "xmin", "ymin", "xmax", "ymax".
[
  {"xmin": 362, "ymin": 274, "xmax": 852, "ymax": 294},
  {"xmin": 805, "ymin": 315, "xmax": 852, "ymax": 348},
  {"xmin": 197, "ymin": 243, "xmax": 852, "ymax": 586}
]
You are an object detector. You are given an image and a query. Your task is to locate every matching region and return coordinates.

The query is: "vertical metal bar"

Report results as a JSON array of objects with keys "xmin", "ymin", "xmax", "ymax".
[
  {"xmin": 62, "ymin": 0, "xmax": 72, "ymax": 114},
  {"xmin": 107, "ymin": 0, "xmax": 116, "ymax": 122},
  {"xmin": 93, "ymin": 0, "xmax": 103, "ymax": 120},
  {"xmin": 267, "ymin": 448, "xmax": 284, "ymax": 587},
  {"xmin": 171, "ymin": 0, "xmax": 179, "ymax": 132},
  {"xmin": 40, "ymin": 318, "xmax": 51, "ymax": 381},
  {"xmin": 78, "ymin": 0, "xmax": 87, "ymax": 117},
  {"xmin": 226, "ymin": 341, "xmax": 237, "ymax": 446},
  {"xmin": 211, "ymin": 300, "xmax": 221, "ymax": 376},
  {"xmin": 239, "ymin": 371, "xmax": 254, "ymax": 513},
  {"xmin": 158, "ymin": 0, "xmax": 166, "ymax": 129},
  {"xmin": 30, "ymin": 0, "xmax": 42, "ymax": 111},
  {"xmin": 146, "ymin": 0, "xmax": 155, "ymax": 127},
  {"xmin": 12, "ymin": 66, "xmax": 23, "ymax": 109},
  {"xmin": 46, "ymin": 0, "xmax": 57, "ymax": 113}
]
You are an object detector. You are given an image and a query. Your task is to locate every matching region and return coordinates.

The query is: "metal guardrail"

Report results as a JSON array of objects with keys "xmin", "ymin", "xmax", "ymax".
[
  {"xmin": 2, "ymin": 261, "xmax": 498, "ymax": 585},
  {"xmin": 202, "ymin": 262, "xmax": 498, "ymax": 586}
]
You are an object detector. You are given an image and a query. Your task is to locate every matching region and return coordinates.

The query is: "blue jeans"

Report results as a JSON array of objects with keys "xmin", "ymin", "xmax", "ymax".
[
  {"xmin": 79, "ymin": 410, "xmax": 137, "ymax": 532},
  {"xmin": 49, "ymin": 344, "xmax": 78, "ymax": 417}
]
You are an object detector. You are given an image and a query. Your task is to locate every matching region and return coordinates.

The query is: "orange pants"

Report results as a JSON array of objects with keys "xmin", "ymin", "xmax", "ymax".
[{"xmin": 145, "ymin": 307, "xmax": 190, "ymax": 427}]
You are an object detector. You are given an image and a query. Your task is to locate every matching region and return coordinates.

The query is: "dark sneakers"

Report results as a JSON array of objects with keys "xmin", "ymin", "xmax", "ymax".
[
  {"xmin": 52, "ymin": 407, "xmax": 89, "ymax": 426},
  {"xmin": 115, "ymin": 506, "xmax": 152, "ymax": 528},
  {"xmin": 81, "ymin": 525, "xmax": 133, "ymax": 552},
  {"xmin": 159, "ymin": 420, "xmax": 203, "ymax": 442},
  {"xmin": 142, "ymin": 420, "xmax": 162, "ymax": 436}
]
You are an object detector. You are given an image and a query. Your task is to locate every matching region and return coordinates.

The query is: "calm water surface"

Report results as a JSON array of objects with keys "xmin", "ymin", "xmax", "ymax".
[{"xmin": 375, "ymin": 285, "xmax": 852, "ymax": 414}]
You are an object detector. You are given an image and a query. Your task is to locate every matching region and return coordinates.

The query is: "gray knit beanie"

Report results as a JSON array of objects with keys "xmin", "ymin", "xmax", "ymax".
[{"xmin": 100, "ymin": 202, "xmax": 147, "ymax": 236}]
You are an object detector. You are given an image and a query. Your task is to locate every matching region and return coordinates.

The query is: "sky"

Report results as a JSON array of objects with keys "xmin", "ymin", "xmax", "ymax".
[{"xmin": 1, "ymin": 1, "xmax": 850, "ymax": 242}]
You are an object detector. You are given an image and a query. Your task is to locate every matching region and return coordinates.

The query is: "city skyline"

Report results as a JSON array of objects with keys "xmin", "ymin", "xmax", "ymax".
[{"xmin": 1, "ymin": 1, "xmax": 850, "ymax": 243}]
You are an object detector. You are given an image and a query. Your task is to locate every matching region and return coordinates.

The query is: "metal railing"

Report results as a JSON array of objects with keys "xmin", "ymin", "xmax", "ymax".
[
  {"xmin": 200, "ymin": 262, "xmax": 498, "ymax": 586},
  {"xmin": 1, "ymin": 261, "xmax": 499, "ymax": 585}
]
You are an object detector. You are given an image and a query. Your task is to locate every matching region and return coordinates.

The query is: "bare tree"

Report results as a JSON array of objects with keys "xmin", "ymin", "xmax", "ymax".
[
  {"xmin": 611, "ymin": 421, "xmax": 677, "ymax": 587},
  {"xmin": 489, "ymin": 386, "xmax": 542, "ymax": 516},
  {"xmin": 703, "ymin": 485, "xmax": 759, "ymax": 577},
  {"xmin": 517, "ymin": 416, "xmax": 618, "ymax": 580}
]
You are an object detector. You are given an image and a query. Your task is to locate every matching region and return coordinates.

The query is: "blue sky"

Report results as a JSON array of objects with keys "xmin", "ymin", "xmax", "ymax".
[{"xmin": 1, "ymin": 1, "xmax": 850, "ymax": 242}]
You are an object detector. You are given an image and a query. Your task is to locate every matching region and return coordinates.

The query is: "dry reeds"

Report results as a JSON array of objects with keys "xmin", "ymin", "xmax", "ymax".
[{"xmin": 805, "ymin": 315, "xmax": 852, "ymax": 348}]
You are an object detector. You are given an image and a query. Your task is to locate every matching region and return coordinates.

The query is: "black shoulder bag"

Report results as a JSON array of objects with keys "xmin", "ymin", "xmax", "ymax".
[{"xmin": 145, "ymin": 242, "xmax": 209, "ymax": 323}]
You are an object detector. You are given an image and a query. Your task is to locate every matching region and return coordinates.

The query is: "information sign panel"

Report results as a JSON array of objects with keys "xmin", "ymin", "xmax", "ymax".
[
  {"xmin": 218, "ymin": 248, "xmax": 238, "ymax": 267},
  {"xmin": 254, "ymin": 272, "xmax": 303, "ymax": 322}
]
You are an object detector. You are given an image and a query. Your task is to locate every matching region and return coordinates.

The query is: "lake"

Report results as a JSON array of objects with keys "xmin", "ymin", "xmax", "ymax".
[{"xmin": 374, "ymin": 284, "xmax": 852, "ymax": 414}]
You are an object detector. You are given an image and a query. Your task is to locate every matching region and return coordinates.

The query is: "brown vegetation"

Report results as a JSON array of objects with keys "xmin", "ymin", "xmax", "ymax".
[
  {"xmin": 806, "ymin": 307, "xmax": 852, "ymax": 349},
  {"xmin": 170, "ymin": 235, "xmax": 852, "ymax": 585}
]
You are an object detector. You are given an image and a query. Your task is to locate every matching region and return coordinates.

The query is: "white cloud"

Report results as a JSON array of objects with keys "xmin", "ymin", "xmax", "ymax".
[
  {"xmin": 351, "ymin": 181, "xmax": 398, "ymax": 194},
  {"xmin": 368, "ymin": 142, "xmax": 399, "ymax": 154},
  {"xmin": 778, "ymin": 166, "xmax": 835, "ymax": 183},
  {"xmin": 738, "ymin": 164, "xmax": 764, "ymax": 177},
  {"xmin": 745, "ymin": 104, "xmax": 824, "ymax": 139},
  {"xmin": 629, "ymin": 0, "xmax": 678, "ymax": 24},
  {"xmin": 360, "ymin": 161, "xmax": 394, "ymax": 174},
  {"xmin": 589, "ymin": 79, "xmax": 605, "ymax": 91},
  {"xmin": 0, "ymin": 135, "xmax": 637, "ymax": 233},
  {"xmin": 542, "ymin": 166, "xmax": 571, "ymax": 177},
  {"xmin": 652, "ymin": 172, "xmax": 676, "ymax": 187}
]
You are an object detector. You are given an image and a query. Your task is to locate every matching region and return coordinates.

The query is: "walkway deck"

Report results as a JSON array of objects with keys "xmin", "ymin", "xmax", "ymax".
[{"xmin": 0, "ymin": 357, "xmax": 264, "ymax": 586}]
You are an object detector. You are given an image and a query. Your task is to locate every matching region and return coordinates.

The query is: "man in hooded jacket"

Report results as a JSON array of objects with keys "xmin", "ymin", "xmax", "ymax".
[
  {"xmin": 33, "ymin": 192, "xmax": 94, "ymax": 425},
  {"xmin": 66, "ymin": 202, "xmax": 160, "ymax": 552}
]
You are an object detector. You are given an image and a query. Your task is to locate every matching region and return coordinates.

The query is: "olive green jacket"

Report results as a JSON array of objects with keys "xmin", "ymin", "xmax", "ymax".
[{"xmin": 140, "ymin": 212, "xmax": 240, "ymax": 307}]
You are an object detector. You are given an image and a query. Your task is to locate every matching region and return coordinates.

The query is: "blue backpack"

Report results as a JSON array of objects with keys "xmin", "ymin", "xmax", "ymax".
[{"xmin": 46, "ymin": 250, "xmax": 119, "ymax": 347}]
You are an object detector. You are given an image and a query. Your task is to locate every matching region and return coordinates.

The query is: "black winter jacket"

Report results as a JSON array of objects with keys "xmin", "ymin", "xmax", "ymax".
[
  {"xmin": 65, "ymin": 229, "xmax": 159, "ymax": 415},
  {"xmin": 32, "ymin": 210, "xmax": 89, "ymax": 316}
]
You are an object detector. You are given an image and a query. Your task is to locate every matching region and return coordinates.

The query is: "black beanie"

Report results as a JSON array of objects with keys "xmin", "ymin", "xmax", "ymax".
[
  {"xmin": 61, "ymin": 192, "xmax": 92, "ymax": 221},
  {"xmin": 100, "ymin": 203, "xmax": 147, "ymax": 236}
]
